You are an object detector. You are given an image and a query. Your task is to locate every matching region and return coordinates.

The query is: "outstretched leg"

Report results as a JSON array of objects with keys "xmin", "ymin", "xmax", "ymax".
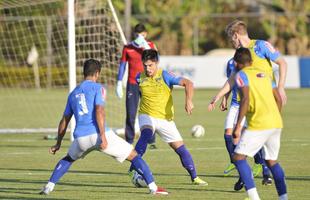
[{"xmin": 170, "ymin": 142, "xmax": 207, "ymax": 185}]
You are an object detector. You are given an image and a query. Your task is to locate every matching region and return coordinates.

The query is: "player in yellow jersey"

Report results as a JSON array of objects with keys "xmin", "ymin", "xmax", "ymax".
[
  {"xmin": 233, "ymin": 48, "xmax": 287, "ymax": 200},
  {"xmin": 208, "ymin": 20, "xmax": 287, "ymax": 189},
  {"xmin": 129, "ymin": 49, "xmax": 207, "ymax": 186}
]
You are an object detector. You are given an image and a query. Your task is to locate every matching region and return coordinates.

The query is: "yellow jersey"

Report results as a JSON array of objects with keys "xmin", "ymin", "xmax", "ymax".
[
  {"xmin": 235, "ymin": 67, "xmax": 283, "ymax": 130},
  {"xmin": 248, "ymin": 39, "xmax": 281, "ymax": 82},
  {"xmin": 138, "ymin": 69, "xmax": 181, "ymax": 120}
]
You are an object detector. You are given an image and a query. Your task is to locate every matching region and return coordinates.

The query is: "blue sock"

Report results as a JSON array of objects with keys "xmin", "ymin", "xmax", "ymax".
[
  {"xmin": 254, "ymin": 149, "xmax": 264, "ymax": 164},
  {"xmin": 49, "ymin": 156, "xmax": 74, "ymax": 184},
  {"xmin": 234, "ymin": 159, "xmax": 255, "ymax": 190},
  {"xmin": 131, "ymin": 155, "xmax": 154, "ymax": 185},
  {"xmin": 269, "ymin": 163, "xmax": 287, "ymax": 196},
  {"xmin": 224, "ymin": 134, "xmax": 235, "ymax": 162},
  {"xmin": 135, "ymin": 128, "xmax": 153, "ymax": 156},
  {"xmin": 254, "ymin": 149, "xmax": 270, "ymax": 176},
  {"xmin": 175, "ymin": 145, "xmax": 197, "ymax": 180},
  {"xmin": 129, "ymin": 128, "xmax": 153, "ymax": 172}
]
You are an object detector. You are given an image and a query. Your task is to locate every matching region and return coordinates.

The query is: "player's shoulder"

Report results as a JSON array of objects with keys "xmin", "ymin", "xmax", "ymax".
[{"xmin": 227, "ymin": 58, "xmax": 235, "ymax": 67}]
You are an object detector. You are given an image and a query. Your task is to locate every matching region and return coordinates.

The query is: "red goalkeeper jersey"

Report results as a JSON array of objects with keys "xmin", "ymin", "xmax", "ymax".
[{"xmin": 120, "ymin": 41, "xmax": 155, "ymax": 84}]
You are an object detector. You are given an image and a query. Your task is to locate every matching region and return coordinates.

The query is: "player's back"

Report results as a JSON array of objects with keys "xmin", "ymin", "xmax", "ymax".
[
  {"xmin": 237, "ymin": 67, "xmax": 282, "ymax": 130},
  {"xmin": 68, "ymin": 80, "xmax": 104, "ymax": 138}
]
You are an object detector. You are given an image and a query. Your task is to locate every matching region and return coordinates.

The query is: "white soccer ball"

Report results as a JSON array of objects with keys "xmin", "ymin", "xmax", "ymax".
[
  {"xmin": 131, "ymin": 170, "xmax": 147, "ymax": 188},
  {"xmin": 191, "ymin": 125, "xmax": 205, "ymax": 138}
]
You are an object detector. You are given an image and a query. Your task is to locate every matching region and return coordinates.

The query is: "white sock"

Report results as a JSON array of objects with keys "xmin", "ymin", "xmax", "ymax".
[
  {"xmin": 148, "ymin": 182, "xmax": 157, "ymax": 192},
  {"xmin": 46, "ymin": 182, "xmax": 55, "ymax": 190},
  {"xmin": 279, "ymin": 194, "xmax": 288, "ymax": 200},
  {"xmin": 247, "ymin": 188, "xmax": 260, "ymax": 200}
]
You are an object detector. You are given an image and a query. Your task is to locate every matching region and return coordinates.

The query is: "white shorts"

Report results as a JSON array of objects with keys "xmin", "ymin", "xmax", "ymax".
[
  {"xmin": 234, "ymin": 128, "xmax": 282, "ymax": 160},
  {"xmin": 138, "ymin": 114, "xmax": 183, "ymax": 143},
  {"xmin": 224, "ymin": 105, "xmax": 246, "ymax": 129},
  {"xmin": 68, "ymin": 130, "xmax": 133, "ymax": 163}
]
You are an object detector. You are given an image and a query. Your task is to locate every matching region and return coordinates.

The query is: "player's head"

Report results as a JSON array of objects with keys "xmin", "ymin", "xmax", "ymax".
[
  {"xmin": 134, "ymin": 23, "xmax": 147, "ymax": 38},
  {"xmin": 142, "ymin": 49, "xmax": 159, "ymax": 77},
  {"xmin": 83, "ymin": 59, "xmax": 102, "ymax": 80},
  {"xmin": 225, "ymin": 20, "xmax": 248, "ymax": 49},
  {"xmin": 233, "ymin": 47, "xmax": 252, "ymax": 70}
]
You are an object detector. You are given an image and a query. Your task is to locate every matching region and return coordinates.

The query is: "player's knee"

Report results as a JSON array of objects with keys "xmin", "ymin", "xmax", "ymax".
[
  {"xmin": 63, "ymin": 155, "xmax": 75, "ymax": 163},
  {"xmin": 127, "ymin": 150, "xmax": 138, "ymax": 161},
  {"xmin": 232, "ymin": 153, "xmax": 246, "ymax": 162},
  {"xmin": 265, "ymin": 159, "xmax": 277, "ymax": 167}
]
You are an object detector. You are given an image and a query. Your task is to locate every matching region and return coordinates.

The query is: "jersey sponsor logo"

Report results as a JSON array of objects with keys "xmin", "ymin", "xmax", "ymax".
[
  {"xmin": 265, "ymin": 41, "xmax": 276, "ymax": 53},
  {"xmin": 256, "ymin": 73, "xmax": 265, "ymax": 78},
  {"xmin": 236, "ymin": 74, "xmax": 245, "ymax": 87}
]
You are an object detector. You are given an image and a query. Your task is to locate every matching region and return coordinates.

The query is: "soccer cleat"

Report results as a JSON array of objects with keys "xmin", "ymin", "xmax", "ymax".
[
  {"xmin": 252, "ymin": 163, "xmax": 262, "ymax": 178},
  {"xmin": 262, "ymin": 175, "xmax": 272, "ymax": 185},
  {"xmin": 39, "ymin": 182, "xmax": 55, "ymax": 195},
  {"xmin": 224, "ymin": 163, "xmax": 236, "ymax": 176},
  {"xmin": 192, "ymin": 177, "xmax": 208, "ymax": 186},
  {"xmin": 234, "ymin": 178, "xmax": 244, "ymax": 191},
  {"xmin": 150, "ymin": 187, "xmax": 168, "ymax": 195}
]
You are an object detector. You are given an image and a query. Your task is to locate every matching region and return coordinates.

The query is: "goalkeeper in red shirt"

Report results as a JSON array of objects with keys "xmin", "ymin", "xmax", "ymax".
[{"xmin": 116, "ymin": 23, "xmax": 157, "ymax": 148}]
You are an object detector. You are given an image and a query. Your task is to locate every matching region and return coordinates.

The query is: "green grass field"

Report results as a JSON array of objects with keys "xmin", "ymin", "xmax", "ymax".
[{"xmin": 0, "ymin": 89, "xmax": 310, "ymax": 199}]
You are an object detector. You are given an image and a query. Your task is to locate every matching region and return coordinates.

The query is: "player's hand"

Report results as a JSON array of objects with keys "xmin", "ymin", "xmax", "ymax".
[
  {"xmin": 49, "ymin": 144, "xmax": 61, "ymax": 155},
  {"xmin": 278, "ymin": 87, "xmax": 287, "ymax": 106},
  {"xmin": 185, "ymin": 100, "xmax": 194, "ymax": 115},
  {"xmin": 232, "ymin": 125, "xmax": 242, "ymax": 140},
  {"xmin": 116, "ymin": 81, "xmax": 123, "ymax": 99},
  {"xmin": 100, "ymin": 139, "xmax": 108, "ymax": 150},
  {"xmin": 208, "ymin": 96, "xmax": 219, "ymax": 111},
  {"xmin": 219, "ymin": 99, "xmax": 228, "ymax": 111}
]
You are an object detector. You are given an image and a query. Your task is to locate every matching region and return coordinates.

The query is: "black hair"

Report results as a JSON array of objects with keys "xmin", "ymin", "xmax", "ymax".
[
  {"xmin": 83, "ymin": 59, "xmax": 102, "ymax": 77},
  {"xmin": 134, "ymin": 23, "xmax": 147, "ymax": 33},
  {"xmin": 142, "ymin": 49, "xmax": 159, "ymax": 63},
  {"xmin": 233, "ymin": 47, "xmax": 252, "ymax": 65}
]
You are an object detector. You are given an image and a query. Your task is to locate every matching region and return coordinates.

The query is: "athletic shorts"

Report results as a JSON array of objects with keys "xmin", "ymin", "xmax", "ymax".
[
  {"xmin": 224, "ymin": 105, "xmax": 246, "ymax": 129},
  {"xmin": 234, "ymin": 128, "xmax": 282, "ymax": 160},
  {"xmin": 68, "ymin": 130, "xmax": 133, "ymax": 162},
  {"xmin": 138, "ymin": 114, "xmax": 183, "ymax": 143}
]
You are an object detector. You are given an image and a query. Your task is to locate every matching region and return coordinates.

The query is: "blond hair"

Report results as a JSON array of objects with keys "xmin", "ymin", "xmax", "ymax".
[{"xmin": 225, "ymin": 20, "xmax": 248, "ymax": 38}]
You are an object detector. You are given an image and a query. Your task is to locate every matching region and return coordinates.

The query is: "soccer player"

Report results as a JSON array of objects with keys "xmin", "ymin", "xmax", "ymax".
[
  {"xmin": 220, "ymin": 58, "xmax": 272, "ymax": 190},
  {"xmin": 232, "ymin": 47, "xmax": 287, "ymax": 200},
  {"xmin": 209, "ymin": 20, "xmax": 287, "ymax": 188},
  {"xmin": 116, "ymin": 23, "xmax": 157, "ymax": 148},
  {"xmin": 40, "ymin": 59, "xmax": 168, "ymax": 195},
  {"xmin": 129, "ymin": 49, "xmax": 207, "ymax": 186}
]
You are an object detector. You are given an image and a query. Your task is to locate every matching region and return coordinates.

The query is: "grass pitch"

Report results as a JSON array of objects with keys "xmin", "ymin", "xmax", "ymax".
[{"xmin": 0, "ymin": 89, "xmax": 310, "ymax": 199}]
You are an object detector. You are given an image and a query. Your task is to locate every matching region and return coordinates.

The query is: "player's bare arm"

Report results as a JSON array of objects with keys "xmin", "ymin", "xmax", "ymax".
[
  {"xmin": 275, "ymin": 57, "xmax": 287, "ymax": 106},
  {"xmin": 96, "ymin": 105, "xmax": 107, "ymax": 150},
  {"xmin": 50, "ymin": 114, "xmax": 72, "ymax": 154},
  {"xmin": 179, "ymin": 78, "xmax": 194, "ymax": 115},
  {"xmin": 273, "ymin": 88, "xmax": 282, "ymax": 112},
  {"xmin": 208, "ymin": 73, "xmax": 235, "ymax": 111},
  {"xmin": 220, "ymin": 92, "xmax": 230, "ymax": 111},
  {"xmin": 233, "ymin": 86, "xmax": 249, "ymax": 143}
]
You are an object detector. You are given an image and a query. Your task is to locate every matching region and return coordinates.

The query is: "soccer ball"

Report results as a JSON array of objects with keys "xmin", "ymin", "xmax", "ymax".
[
  {"xmin": 131, "ymin": 170, "xmax": 147, "ymax": 188},
  {"xmin": 191, "ymin": 125, "xmax": 205, "ymax": 138}
]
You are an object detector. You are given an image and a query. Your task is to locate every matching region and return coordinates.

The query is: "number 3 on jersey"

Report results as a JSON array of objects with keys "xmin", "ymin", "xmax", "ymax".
[{"xmin": 76, "ymin": 93, "xmax": 88, "ymax": 115}]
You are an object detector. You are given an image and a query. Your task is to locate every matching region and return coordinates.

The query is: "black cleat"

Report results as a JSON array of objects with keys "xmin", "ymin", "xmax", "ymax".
[
  {"xmin": 262, "ymin": 175, "xmax": 272, "ymax": 185},
  {"xmin": 234, "ymin": 178, "xmax": 244, "ymax": 191}
]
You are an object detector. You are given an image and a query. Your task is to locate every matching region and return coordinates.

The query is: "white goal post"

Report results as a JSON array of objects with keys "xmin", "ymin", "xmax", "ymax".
[{"xmin": 0, "ymin": 0, "xmax": 126, "ymax": 134}]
